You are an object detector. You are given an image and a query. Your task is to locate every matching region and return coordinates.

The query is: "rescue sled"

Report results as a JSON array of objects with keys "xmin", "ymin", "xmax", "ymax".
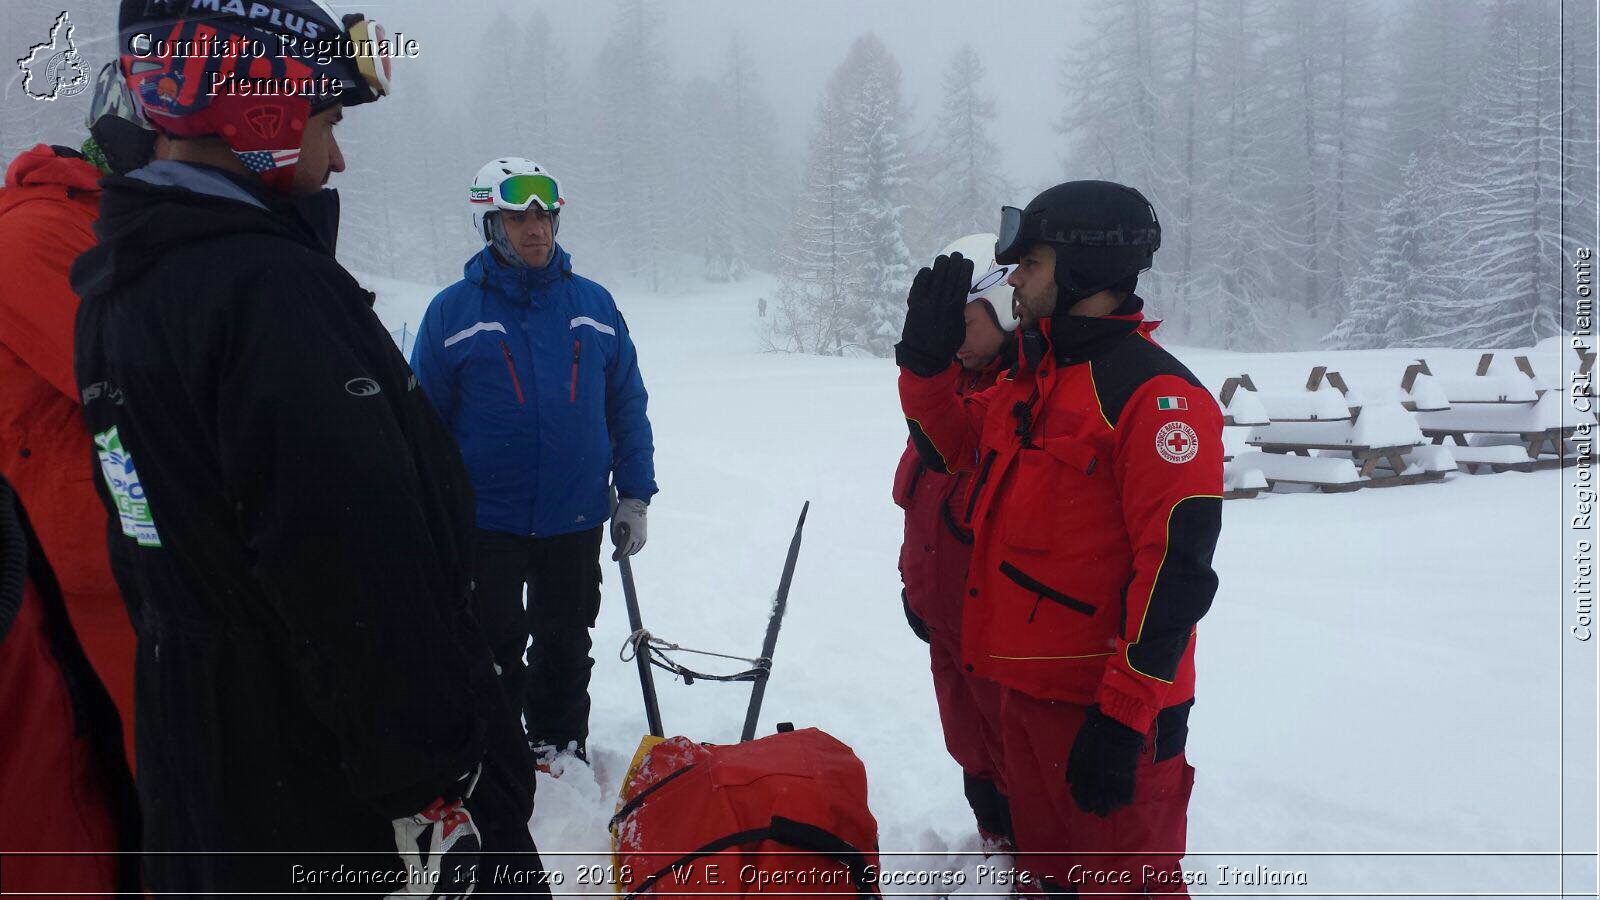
[{"xmin": 607, "ymin": 503, "xmax": 883, "ymax": 897}]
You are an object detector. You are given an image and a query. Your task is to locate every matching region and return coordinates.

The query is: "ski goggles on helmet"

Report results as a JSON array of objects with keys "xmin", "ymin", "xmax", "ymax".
[
  {"xmin": 968, "ymin": 263, "xmax": 1020, "ymax": 332},
  {"xmin": 473, "ymin": 173, "xmax": 565, "ymax": 212},
  {"xmin": 86, "ymin": 62, "xmax": 145, "ymax": 132},
  {"xmin": 342, "ymin": 14, "xmax": 393, "ymax": 101},
  {"xmin": 970, "ymin": 262, "xmax": 1015, "ymax": 299},
  {"xmin": 996, "ymin": 196, "xmax": 1161, "ymax": 265},
  {"xmin": 994, "ymin": 205, "xmax": 1028, "ymax": 265}
]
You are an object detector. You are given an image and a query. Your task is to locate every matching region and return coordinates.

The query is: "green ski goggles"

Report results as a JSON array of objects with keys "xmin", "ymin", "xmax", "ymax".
[{"xmin": 473, "ymin": 173, "xmax": 564, "ymax": 212}]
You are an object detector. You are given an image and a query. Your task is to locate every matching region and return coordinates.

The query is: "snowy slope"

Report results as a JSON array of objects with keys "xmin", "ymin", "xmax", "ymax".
[{"xmin": 360, "ymin": 270, "xmax": 1593, "ymax": 896}]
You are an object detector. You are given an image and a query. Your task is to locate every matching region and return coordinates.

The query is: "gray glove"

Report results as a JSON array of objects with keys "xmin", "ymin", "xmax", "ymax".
[{"xmin": 612, "ymin": 497, "xmax": 648, "ymax": 561}]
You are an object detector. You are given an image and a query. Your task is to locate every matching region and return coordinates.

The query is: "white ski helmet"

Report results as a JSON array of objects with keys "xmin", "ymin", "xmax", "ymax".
[
  {"xmin": 941, "ymin": 233, "xmax": 1019, "ymax": 332},
  {"xmin": 469, "ymin": 157, "xmax": 565, "ymax": 241}
]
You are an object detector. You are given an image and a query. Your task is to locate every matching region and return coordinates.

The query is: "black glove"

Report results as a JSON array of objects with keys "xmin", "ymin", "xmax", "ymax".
[
  {"xmin": 901, "ymin": 589, "xmax": 931, "ymax": 643},
  {"xmin": 895, "ymin": 253, "xmax": 974, "ymax": 377},
  {"xmin": 389, "ymin": 767, "xmax": 483, "ymax": 897},
  {"xmin": 1065, "ymin": 705, "xmax": 1145, "ymax": 817}
]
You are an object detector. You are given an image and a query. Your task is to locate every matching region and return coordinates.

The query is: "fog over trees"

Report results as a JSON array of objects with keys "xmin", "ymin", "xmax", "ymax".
[{"xmin": 3, "ymin": 0, "xmax": 1593, "ymax": 352}]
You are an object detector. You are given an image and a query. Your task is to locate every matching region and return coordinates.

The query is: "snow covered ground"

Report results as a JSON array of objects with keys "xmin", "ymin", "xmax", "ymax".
[{"xmin": 362, "ymin": 267, "xmax": 1595, "ymax": 897}]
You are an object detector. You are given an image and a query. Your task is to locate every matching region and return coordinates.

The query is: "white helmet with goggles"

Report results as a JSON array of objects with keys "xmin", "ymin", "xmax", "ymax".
[
  {"xmin": 941, "ymin": 233, "xmax": 1019, "ymax": 333},
  {"xmin": 469, "ymin": 157, "xmax": 565, "ymax": 242}
]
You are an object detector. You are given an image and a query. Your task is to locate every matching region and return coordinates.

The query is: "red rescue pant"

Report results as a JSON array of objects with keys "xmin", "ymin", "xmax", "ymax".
[
  {"xmin": 1000, "ymin": 689, "xmax": 1194, "ymax": 896},
  {"xmin": 929, "ymin": 628, "xmax": 1006, "ymax": 789}
]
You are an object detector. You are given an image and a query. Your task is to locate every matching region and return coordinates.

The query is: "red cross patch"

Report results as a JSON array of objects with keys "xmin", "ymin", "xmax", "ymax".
[{"xmin": 1155, "ymin": 421, "xmax": 1200, "ymax": 464}]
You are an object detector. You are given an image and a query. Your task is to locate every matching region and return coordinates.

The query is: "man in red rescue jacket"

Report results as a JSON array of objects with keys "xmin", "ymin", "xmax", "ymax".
[
  {"xmin": 896, "ymin": 181, "xmax": 1223, "ymax": 895},
  {"xmin": 894, "ymin": 233, "xmax": 1018, "ymax": 852}
]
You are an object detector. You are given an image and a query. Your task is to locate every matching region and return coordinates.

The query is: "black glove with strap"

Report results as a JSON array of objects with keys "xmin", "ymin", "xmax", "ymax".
[
  {"xmin": 1065, "ymin": 704, "xmax": 1145, "ymax": 817},
  {"xmin": 895, "ymin": 253, "xmax": 973, "ymax": 377}
]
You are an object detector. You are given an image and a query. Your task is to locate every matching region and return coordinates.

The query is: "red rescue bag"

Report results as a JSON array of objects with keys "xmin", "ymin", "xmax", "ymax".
[{"xmin": 610, "ymin": 727, "xmax": 882, "ymax": 897}]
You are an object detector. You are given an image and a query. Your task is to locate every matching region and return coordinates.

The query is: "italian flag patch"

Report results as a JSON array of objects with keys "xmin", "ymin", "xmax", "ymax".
[{"xmin": 1156, "ymin": 396, "xmax": 1188, "ymax": 410}]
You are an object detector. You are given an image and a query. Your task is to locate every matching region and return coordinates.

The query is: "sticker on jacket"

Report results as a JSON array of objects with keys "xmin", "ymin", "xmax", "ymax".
[
  {"xmin": 1156, "ymin": 395, "xmax": 1188, "ymax": 410},
  {"xmin": 1155, "ymin": 421, "xmax": 1199, "ymax": 464},
  {"xmin": 94, "ymin": 426, "xmax": 162, "ymax": 548}
]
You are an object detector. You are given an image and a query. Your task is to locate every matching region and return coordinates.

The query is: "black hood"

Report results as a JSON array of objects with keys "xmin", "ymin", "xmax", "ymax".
[{"xmin": 71, "ymin": 166, "xmax": 341, "ymax": 302}]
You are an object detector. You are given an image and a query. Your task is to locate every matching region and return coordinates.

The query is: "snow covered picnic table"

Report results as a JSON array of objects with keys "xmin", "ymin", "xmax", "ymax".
[
  {"xmin": 1409, "ymin": 353, "xmax": 1582, "ymax": 472},
  {"xmin": 1238, "ymin": 366, "xmax": 1445, "ymax": 491},
  {"xmin": 1216, "ymin": 376, "xmax": 1269, "ymax": 499}
]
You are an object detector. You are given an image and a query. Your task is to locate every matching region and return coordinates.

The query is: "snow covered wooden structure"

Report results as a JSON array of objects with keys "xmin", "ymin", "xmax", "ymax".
[
  {"xmin": 1411, "ymin": 354, "xmax": 1579, "ymax": 473},
  {"xmin": 1241, "ymin": 366, "xmax": 1446, "ymax": 491},
  {"xmin": 1217, "ymin": 375, "xmax": 1268, "ymax": 500}
]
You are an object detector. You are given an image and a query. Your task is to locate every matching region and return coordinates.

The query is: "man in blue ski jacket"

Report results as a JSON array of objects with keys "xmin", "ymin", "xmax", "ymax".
[{"xmin": 412, "ymin": 157, "xmax": 656, "ymax": 764}]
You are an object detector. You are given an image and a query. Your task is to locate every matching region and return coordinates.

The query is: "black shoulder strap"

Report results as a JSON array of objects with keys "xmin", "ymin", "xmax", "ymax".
[
  {"xmin": 941, "ymin": 473, "xmax": 974, "ymax": 544},
  {"xmin": 608, "ymin": 763, "xmax": 697, "ymax": 831},
  {"xmin": 0, "ymin": 480, "xmax": 26, "ymax": 643}
]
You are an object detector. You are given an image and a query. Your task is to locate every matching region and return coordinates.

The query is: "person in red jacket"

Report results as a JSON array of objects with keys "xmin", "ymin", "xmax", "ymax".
[
  {"xmin": 0, "ymin": 128, "xmax": 142, "ymax": 763},
  {"xmin": 894, "ymin": 233, "xmax": 1019, "ymax": 852},
  {"xmin": 895, "ymin": 182, "xmax": 1223, "ymax": 895},
  {"xmin": 0, "ymin": 68, "xmax": 151, "ymax": 896},
  {"xmin": 1, "ymin": 475, "xmax": 140, "ymax": 896}
]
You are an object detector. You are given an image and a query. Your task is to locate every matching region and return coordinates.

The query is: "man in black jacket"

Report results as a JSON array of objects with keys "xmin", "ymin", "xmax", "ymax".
[{"xmin": 71, "ymin": 2, "xmax": 546, "ymax": 895}]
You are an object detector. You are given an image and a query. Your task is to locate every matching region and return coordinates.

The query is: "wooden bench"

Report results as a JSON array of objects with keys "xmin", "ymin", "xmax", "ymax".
[
  {"xmin": 1231, "ymin": 449, "xmax": 1365, "ymax": 493},
  {"xmin": 1412, "ymin": 354, "xmax": 1576, "ymax": 471},
  {"xmin": 1246, "ymin": 366, "xmax": 1442, "ymax": 490}
]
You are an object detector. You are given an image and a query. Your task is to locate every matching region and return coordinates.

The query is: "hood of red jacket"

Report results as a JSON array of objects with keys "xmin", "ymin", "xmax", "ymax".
[
  {"xmin": 1022, "ymin": 294, "xmax": 1164, "ymax": 367},
  {"xmin": 4, "ymin": 144, "xmax": 102, "ymax": 195}
]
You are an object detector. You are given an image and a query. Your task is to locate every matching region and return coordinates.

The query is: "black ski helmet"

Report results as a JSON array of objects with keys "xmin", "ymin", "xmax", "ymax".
[{"xmin": 994, "ymin": 180, "xmax": 1161, "ymax": 303}]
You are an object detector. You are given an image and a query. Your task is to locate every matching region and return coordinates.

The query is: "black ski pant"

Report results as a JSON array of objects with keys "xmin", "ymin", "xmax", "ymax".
[{"xmin": 471, "ymin": 526, "xmax": 604, "ymax": 753}]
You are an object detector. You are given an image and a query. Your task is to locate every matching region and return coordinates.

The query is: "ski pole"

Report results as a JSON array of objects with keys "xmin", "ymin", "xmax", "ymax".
[
  {"xmin": 617, "ymin": 527, "xmax": 665, "ymax": 738},
  {"xmin": 740, "ymin": 501, "xmax": 810, "ymax": 743}
]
